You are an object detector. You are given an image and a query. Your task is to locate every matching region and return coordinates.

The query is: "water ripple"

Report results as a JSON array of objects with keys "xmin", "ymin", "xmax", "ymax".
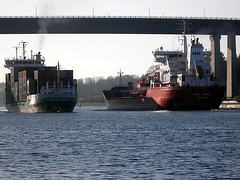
[{"xmin": 0, "ymin": 107, "xmax": 240, "ymax": 179}]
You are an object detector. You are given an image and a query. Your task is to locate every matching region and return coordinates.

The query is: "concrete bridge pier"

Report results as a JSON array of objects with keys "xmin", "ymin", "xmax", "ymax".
[
  {"xmin": 210, "ymin": 35, "xmax": 221, "ymax": 81},
  {"xmin": 226, "ymin": 32, "xmax": 237, "ymax": 99}
]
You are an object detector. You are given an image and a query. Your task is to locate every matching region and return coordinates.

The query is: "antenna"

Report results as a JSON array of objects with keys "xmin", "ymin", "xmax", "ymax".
[
  {"xmin": 182, "ymin": 20, "xmax": 187, "ymax": 54},
  {"xmin": 12, "ymin": 46, "xmax": 20, "ymax": 59},
  {"xmin": 31, "ymin": 50, "xmax": 33, "ymax": 60},
  {"xmin": 19, "ymin": 41, "xmax": 28, "ymax": 60},
  {"xmin": 57, "ymin": 61, "xmax": 60, "ymax": 92},
  {"xmin": 177, "ymin": 20, "xmax": 191, "ymax": 54},
  {"xmin": 177, "ymin": 20, "xmax": 191, "ymax": 35},
  {"xmin": 118, "ymin": 69, "xmax": 123, "ymax": 86}
]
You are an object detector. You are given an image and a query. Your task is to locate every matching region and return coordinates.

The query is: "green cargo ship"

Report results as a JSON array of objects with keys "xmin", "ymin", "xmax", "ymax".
[{"xmin": 4, "ymin": 41, "xmax": 78, "ymax": 113}]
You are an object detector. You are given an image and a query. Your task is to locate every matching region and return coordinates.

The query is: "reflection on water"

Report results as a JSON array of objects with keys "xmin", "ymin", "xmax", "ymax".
[{"xmin": 0, "ymin": 107, "xmax": 239, "ymax": 179}]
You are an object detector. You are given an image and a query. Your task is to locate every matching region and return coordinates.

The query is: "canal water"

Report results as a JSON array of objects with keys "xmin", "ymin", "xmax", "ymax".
[{"xmin": 0, "ymin": 107, "xmax": 239, "ymax": 179}]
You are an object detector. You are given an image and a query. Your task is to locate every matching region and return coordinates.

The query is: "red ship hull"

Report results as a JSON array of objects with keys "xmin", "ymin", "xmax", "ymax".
[{"xmin": 146, "ymin": 86, "xmax": 225, "ymax": 110}]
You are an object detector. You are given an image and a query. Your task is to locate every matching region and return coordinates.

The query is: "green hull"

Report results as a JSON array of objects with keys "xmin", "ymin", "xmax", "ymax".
[{"xmin": 5, "ymin": 93, "xmax": 78, "ymax": 113}]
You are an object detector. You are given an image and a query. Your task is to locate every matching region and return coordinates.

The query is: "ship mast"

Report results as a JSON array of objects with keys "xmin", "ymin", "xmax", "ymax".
[
  {"xmin": 19, "ymin": 41, "xmax": 28, "ymax": 60},
  {"xmin": 182, "ymin": 20, "xmax": 187, "ymax": 55},
  {"xmin": 57, "ymin": 61, "xmax": 60, "ymax": 92},
  {"xmin": 118, "ymin": 69, "xmax": 123, "ymax": 86},
  {"xmin": 12, "ymin": 46, "xmax": 20, "ymax": 59},
  {"xmin": 177, "ymin": 20, "xmax": 189, "ymax": 55}
]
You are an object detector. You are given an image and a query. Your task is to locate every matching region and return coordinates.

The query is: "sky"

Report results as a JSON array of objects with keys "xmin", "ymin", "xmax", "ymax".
[{"xmin": 0, "ymin": 0, "xmax": 240, "ymax": 82}]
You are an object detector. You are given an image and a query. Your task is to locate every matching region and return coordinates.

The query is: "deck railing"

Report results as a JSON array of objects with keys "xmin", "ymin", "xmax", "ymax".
[{"xmin": 0, "ymin": 15, "xmax": 239, "ymax": 21}]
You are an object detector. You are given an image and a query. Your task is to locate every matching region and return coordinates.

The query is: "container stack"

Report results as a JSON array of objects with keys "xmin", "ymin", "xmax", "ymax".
[
  {"xmin": 5, "ymin": 64, "xmax": 77, "ymax": 104},
  {"xmin": 27, "ymin": 79, "xmax": 37, "ymax": 95},
  {"xmin": 5, "ymin": 73, "xmax": 12, "ymax": 103},
  {"xmin": 60, "ymin": 70, "xmax": 74, "ymax": 86},
  {"xmin": 34, "ymin": 67, "xmax": 57, "ymax": 93},
  {"xmin": 18, "ymin": 69, "xmax": 34, "ymax": 101},
  {"xmin": 45, "ymin": 67, "xmax": 57, "ymax": 87},
  {"xmin": 18, "ymin": 71, "xmax": 23, "ymax": 102},
  {"xmin": 10, "ymin": 67, "xmax": 18, "ymax": 103}
]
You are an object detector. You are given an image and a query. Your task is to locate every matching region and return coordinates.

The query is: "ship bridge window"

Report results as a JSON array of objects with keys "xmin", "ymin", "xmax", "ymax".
[
  {"xmin": 156, "ymin": 55, "xmax": 165, "ymax": 59},
  {"xmin": 204, "ymin": 54, "xmax": 211, "ymax": 58},
  {"xmin": 193, "ymin": 52, "xmax": 201, "ymax": 55}
]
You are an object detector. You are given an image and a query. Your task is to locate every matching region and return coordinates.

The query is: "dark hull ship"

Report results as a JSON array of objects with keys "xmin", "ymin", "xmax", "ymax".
[
  {"xmin": 4, "ymin": 41, "xmax": 78, "ymax": 113},
  {"xmin": 102, "ymin": 82, "xmax": 159, "ymax": 111}
]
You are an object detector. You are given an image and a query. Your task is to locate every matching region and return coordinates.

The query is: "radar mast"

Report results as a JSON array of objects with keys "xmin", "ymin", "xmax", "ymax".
[{"xmin": 19, "ymin": 41, "xmax": 28, "ymax": 60}]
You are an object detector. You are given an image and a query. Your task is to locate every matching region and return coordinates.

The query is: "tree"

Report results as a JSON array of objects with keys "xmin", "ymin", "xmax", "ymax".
[{"xmin": 77, "ymin": 75, "xmax": 140, "ymax": 104}]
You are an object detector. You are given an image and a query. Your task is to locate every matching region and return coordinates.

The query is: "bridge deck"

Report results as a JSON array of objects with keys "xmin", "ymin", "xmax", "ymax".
[{"xmin": 0, "ymin": 16, "xmax": 240, "ymax": 35}]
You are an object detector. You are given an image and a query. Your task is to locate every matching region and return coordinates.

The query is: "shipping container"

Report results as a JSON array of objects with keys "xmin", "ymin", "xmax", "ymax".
[
  {"xmin": 28, "ymin": 86, "xmax": 37, "ymax": 95},
  {"xmin": 14, "ymin": 82, "xmax": 19, "ymax": 102},
  {"xmin": 5, "ymin": 73, "xmax": 11, "ymax": 82},
  {"xmin": 27, "ymin": 79, "xmax": 37, "ymax": 95},
  {"xmin": 11, "ymin": 81, "xmax": 15, "ymax": 89},
  {"xmin": 23, "ymin": 85, "xmax": 27, "ymax": 94},
  {"xmin": 27, "ymin": 79, "xmax": 37, "ymax": 87},
  {"xmin": 14, "ymin": 94, "xmax": 19, "ymax": 102},
  {"xmin": 60, "ymin": 70, "xmax": 73, "ymax": 79},
  {"xmin": 22, "ymin": 93, "xmax": 27, "ymax": 101},
  {"xmin": 37, "ymin": 70, "xmax": 45, "ymax": 80},
  {"xmin": 19, "ymin": 94, "xmax": 23, "ymax": 102},
  {"xmin": 22, "ymin": 69, "xmax": 34, "ymax": 79},
  {"xmin": 45, "ymin": 66, "xmax": 57, "ymax": 71}
]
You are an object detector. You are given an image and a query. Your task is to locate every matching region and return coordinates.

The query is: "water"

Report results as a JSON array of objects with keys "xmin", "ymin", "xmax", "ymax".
[{"xmin": 0, "ymin": 107, "xmax": 240, "ymax": 179}]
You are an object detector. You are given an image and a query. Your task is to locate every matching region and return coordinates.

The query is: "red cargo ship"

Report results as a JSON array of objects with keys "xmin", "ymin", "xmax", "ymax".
[
  {"xmin": 103, "ymin": 23, "xmax": 225, "ymax": 110},
  {"xmin": 145, "ymin": 27, "xmax": 225, "ymax": 110}
]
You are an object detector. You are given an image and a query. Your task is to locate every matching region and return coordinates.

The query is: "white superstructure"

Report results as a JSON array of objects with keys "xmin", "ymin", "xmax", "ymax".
[
  {"xmin": 4, "ymin": 41, "xmax": 45, "ymax": 69},
  {"xmin": 151, "ymin": 36, "xmax": 218, "ymax": 88}
]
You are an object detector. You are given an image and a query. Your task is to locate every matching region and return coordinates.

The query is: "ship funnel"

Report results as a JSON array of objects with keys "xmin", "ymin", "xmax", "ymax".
[{"xmin": 36, "ymin": 52, "xmax": 41, "ymax": 60}]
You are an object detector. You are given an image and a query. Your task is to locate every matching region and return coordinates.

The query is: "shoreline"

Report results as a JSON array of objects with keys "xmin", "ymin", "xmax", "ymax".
[
  {"xmin": 79, "ymin": 101, "xmax": 240, "ymax": 109},
  {"xmin": 219, "ymin": 101, "xmax": 240, "ymax": 109}
]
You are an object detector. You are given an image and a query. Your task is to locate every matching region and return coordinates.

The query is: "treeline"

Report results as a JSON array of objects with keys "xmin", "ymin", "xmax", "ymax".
[{"xmin": 77, "ymin": 75, "xmax": 140, "ymax": 104}]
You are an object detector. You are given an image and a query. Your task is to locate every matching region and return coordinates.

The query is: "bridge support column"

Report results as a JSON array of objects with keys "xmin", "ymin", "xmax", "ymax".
[
  {"xmin": 226, "ymin": 32, "xmax": 237, "ymax": 99},
  {"xmin": 210, "ymin": 35, "xmax": 221, "ymax": 81}
]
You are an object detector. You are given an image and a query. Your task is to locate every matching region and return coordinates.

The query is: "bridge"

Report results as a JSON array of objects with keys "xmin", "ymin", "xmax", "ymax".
[
  {"xmin": 0, "ymin": 16, "xmax": 239, "ymax": 99},
  {"xmin": 0, "ymin": 16, "xmax": 240, "ymax": 34}
]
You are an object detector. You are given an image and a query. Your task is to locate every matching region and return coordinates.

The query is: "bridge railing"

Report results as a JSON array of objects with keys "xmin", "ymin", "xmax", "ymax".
[{"xmin": 0, "ymin": 15, "xmax": 239, "ymax": 21}]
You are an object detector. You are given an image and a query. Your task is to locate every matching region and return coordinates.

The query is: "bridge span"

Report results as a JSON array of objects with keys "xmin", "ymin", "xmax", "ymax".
[
  {"xmin": 0, "ymin": 16, "xmax": 240, "ymax": 35},
  {"xmin": 0, "ymin": 16, "xmax": 239, "ymax": 99}
]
